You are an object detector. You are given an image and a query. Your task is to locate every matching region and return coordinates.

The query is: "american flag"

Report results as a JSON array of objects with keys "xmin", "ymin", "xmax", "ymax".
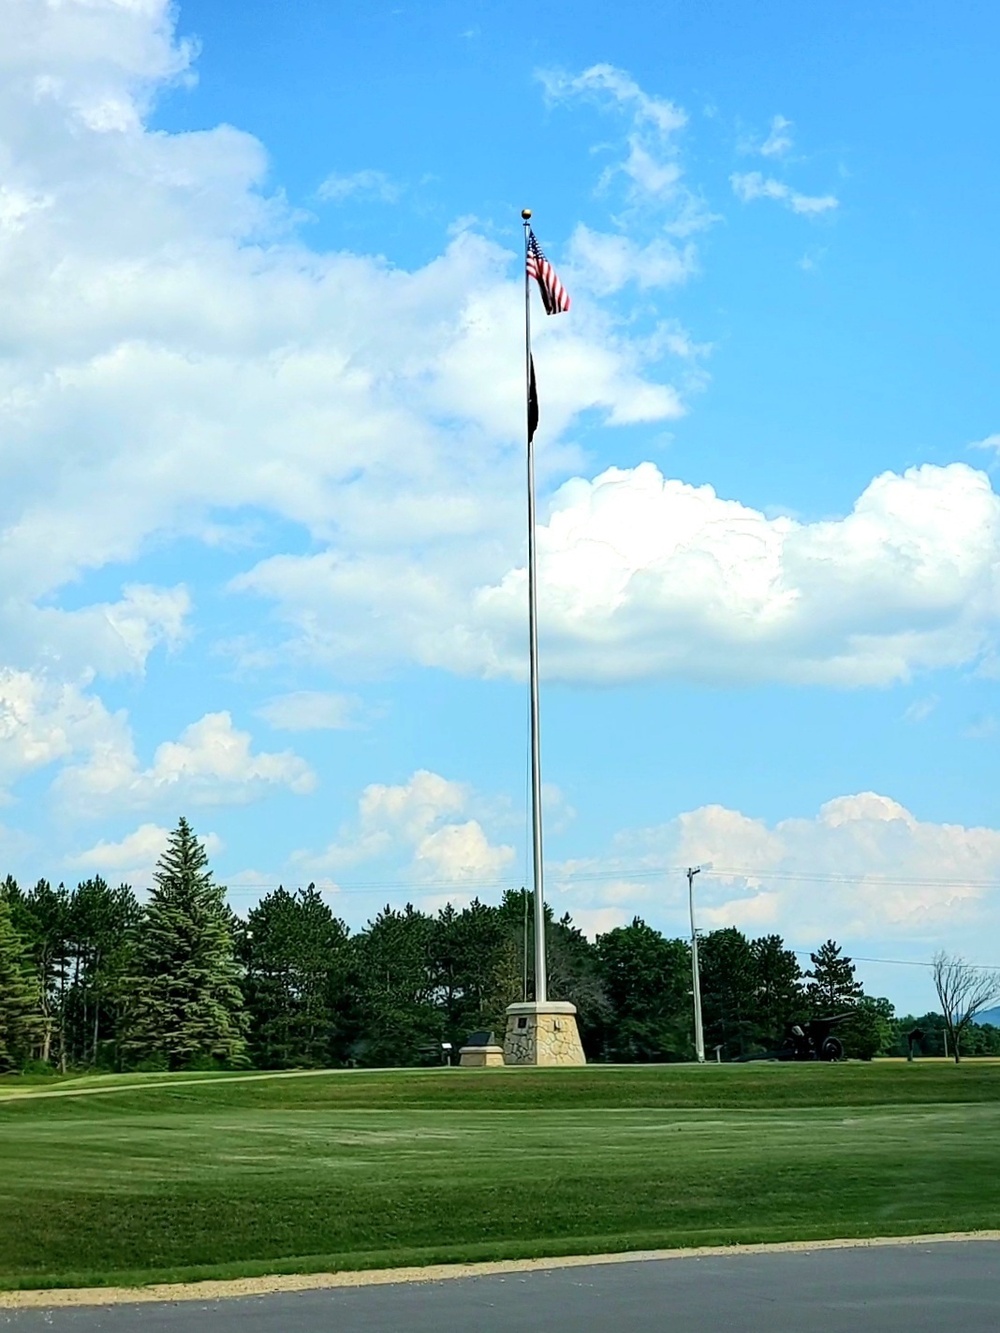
[{"xmin": 526, "ymin": 229, "xmax": 571, "ymax": 315}]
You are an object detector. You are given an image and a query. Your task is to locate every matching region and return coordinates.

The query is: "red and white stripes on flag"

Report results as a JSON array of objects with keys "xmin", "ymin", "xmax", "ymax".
[{"xmin": 526, "ymin": 230, "xmax": 571, "ymax": 315}]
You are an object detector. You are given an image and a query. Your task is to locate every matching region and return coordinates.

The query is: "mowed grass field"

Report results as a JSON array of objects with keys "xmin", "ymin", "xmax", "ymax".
[{"xmin": 0, "ymin": 1061, "xmax": 998, "ymax": 1290}]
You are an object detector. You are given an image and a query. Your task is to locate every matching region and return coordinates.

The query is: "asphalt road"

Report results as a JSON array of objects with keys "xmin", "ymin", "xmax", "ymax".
[{"xmin": 3, "ymin": 1243, "xmax": 999, "ymax": 1331}]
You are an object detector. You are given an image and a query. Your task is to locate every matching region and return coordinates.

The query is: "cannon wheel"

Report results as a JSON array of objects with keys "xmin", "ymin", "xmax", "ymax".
[{"xmin": 820, "ymin": 1035, "xmax": 845, "ymax": 1062}]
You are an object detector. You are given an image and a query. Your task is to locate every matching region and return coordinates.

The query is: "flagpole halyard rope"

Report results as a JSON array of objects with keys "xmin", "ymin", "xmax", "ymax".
[{"xmin": 522, "ymin": 206, "xmax": 547, "ymax": 1005}]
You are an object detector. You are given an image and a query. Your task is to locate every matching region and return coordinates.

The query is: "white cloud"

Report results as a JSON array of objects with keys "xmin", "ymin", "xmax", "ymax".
[
  {"xmin": 677, "ymin": 803, "xmax": 787, "ymax": 879},
  {"xmin": 797, "ymin": 248, "xmax": 827, "ymax": 273},
  {"xmin": 360, "ymin": 770, "xmax": 468, "ymax": 845},
  {"xmin": 970, "ymin": 433, "xmax": 1000, "ymax": 454},
  {"xmin": 68, "ymin": 820, "xmax": 223, "ymax": 886},
  {"xmin": 572, "ymin": 907, "xmax": 631, "ymax": 940},
  {"xmin": 463, "ymin": 459, "xmax": 1000, "ymax": 686},
  {"xmin": 760, "ymin": 115, "xmax": 794, "ymax": 158},
  {"xmin": 0, "ymin": 11, "xmax": 681, "ymax": 640},
  {"xmin": 0, "ymin": 584, "xmax": 190, "ymax": 687},
  {"xmin": 731, "ymin": 170, "xmax": 838, "ymax": 216},
  {"xmin": 256, "ymin": 690, "xmax": 361, "ymax": 732},
  {"xmin": 0, "ymin": 0, "xmax": 196, "ymax": 115},
  {"xmin": 0, "ymin": 668, "xmax": 121, "ymax": 794},
  {"xmin": 963, "ymin": 714, "xmax": 997, "ymax": 740},
  {"xmin": 680, "ymin": 793, "xmax": 1000, "ymax": 941},
  {"xmin": 414, "ymin": 819, "xmax": 514, "ymax": 883},
  {"xmin": 539, "ymin": 61, "xmax": 713, "ymax": 245},
  {"xmin": 55, "ymin": 710, "xmax": 316, "ymax": 812},
  {"xmin": 617, "ymin": 140, "xmax": 683, "ymax": 201},
  {"xmin": 539, "ymin": 64, "xmax": 687, "ymax": 137},
  {"xmin": 553, "ymin": 792, "xmax": 1000, "ymax": 949},
  {"xmin": 903, "ymin": 695, "xmax": 938, "ymax": 724},
  {"xmin": 99, "ymin": 583, "xmax": 190, "ymax": 667},
  {"xmin": 543, "ymin": 782, "xmax": 576, "ymax": 835},
  {"xmin": 0, "ymin": 185, "xmax": 53, "ymax": 234},
  {"xmin": 566, "ymin": 223, "xmax": 697, "ymax": 295},
  {"xmin": 0, "ymin": 821, "xmax": 34, "ymax": 867},
  {"xmin": 317, "ymin": 169, "xmax": 400, "ymax": 203},
  {"xmin": 297, "ymin": 768, "xmax": 514, "ymax": 883},
  {"xmin": 237, "ymin": 457, "xmax": 997, "ymax": 689}
]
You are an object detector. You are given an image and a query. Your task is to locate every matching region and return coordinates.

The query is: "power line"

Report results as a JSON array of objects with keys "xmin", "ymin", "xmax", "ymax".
[
  {"xmin": 788, "ymin": 950, "xmax": 1000, "ymax": 975},
  {"xmin": 221, "ymin": 863, "xmax": 1000, "ymax": 894},
  {"xmin": 222, "ymin": 878, "xmax": 515, "ymax": 896},
  {"xmin": 708, "ymin": 866, "xmax": 1000, "ymax": 888}
]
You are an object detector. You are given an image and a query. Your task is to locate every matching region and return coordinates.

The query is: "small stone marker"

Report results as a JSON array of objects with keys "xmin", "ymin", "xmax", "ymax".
[{"xmin": 458, "ymin": 1030, "xmax": 506, "ymax": 1067}]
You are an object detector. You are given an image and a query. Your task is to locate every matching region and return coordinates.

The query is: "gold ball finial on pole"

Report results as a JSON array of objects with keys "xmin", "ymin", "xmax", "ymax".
[{"xmin": 521, "ymin": 208, "xmax": 532, "ymax": 220}]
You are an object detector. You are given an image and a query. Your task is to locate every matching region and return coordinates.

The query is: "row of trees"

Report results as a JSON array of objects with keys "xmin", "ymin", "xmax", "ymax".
[{"xmin": 0, "ymin": 818, "xmax": 994, "ymax": 1073}]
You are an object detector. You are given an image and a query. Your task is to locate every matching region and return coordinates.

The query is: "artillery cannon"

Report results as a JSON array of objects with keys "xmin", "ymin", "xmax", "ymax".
[
  {"xmin": 737, "ymin": 1013, "xmax": 851, "ymax": 1062},
  {"xmin": 781, "ymin": 1013, "xmax": 850, "ymax": 1062}
]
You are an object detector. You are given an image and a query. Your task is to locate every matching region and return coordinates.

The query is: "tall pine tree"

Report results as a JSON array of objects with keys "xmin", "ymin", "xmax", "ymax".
[
  {"xmin": 699, "ymin": 927, "xmax": 757, "ymax": 1059},
  {"xmin": 65, "ymin": 879, "xmax": 141, "ymax": 1068},
  {"xmin": 596, "ymin": 918, "xmax": 691, "ymax": 1062},
  {"xmin": 20, "ymin": 880, "xmax": 71, "ymax": 1066},
  {"xmin": 0, "ymin": 895, "xmax": 43, "ymax": 1072},
  {"xmin": 750, "ymin": 934, "xmax": 804, "ymax": 1043},
  {"xmin": 431, "ymin": 898, "xmax": 523, "ymax": 1049},
  {"xmin": 125, "ymin": 818, "xmax": 247, "ymax": 1069},
  {"xmin": 239, "ymin": 885, "xmax": 350, "ymax": 1068},
  {"xmin": 352, "ymin": 904, "xmax": 439, "ymax": 1066},
  {"xmin": 805, "ymin": 939, "xmax": 864, "ymax": 1013}
]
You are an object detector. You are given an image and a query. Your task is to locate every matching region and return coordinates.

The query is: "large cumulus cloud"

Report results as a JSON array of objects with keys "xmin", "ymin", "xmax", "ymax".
[
  {"xmin": 555, "ymin": 790, "xmax": 1000, "ymax": 951},
  {"xmin": 241, "ymin": 459, "xmax": 1000, "ymax": 686}
]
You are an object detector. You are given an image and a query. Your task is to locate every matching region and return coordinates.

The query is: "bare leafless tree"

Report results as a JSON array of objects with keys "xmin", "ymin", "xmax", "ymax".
[{"xmin": 932, "ymin": 952, "xmax": 1000, "ymax": 1063}]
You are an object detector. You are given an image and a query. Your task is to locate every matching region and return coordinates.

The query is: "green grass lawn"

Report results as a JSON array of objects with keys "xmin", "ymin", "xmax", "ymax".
[{"xmin": 1, "ymin": 1062, "xmax": 998, "ymax": 1290}]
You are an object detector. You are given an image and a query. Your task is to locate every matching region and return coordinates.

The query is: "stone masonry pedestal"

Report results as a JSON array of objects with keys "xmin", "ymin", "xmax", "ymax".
[{"xmin": 503, "ymin": 1001, "xmax": 586, "ymax": 1066}]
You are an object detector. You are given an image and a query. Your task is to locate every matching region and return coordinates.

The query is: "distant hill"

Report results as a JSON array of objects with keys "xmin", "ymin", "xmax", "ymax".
[{"xmin": 973, "ymin": 1006, "xmax": 1000, "ymax": 1027}]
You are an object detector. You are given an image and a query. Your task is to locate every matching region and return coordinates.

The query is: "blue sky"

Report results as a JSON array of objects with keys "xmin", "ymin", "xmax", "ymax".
[{"xmin": 2, "ymin": 0, "xmax": 999, "ymax": 1014}]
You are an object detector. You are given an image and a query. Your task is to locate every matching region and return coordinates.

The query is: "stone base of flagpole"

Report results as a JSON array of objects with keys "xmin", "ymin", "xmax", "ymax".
[{"xmin": 502, "ymin": 1001, "xmax": 586, "ymax": 1066}]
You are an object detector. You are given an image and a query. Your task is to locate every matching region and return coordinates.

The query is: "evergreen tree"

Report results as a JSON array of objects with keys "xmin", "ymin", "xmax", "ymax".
[
  {"xmin": 750, "ymin": 934, "xmax": 804, "ymax": 1044},
  {"xmin": 841, "ymin": 996, "xmax": 896, "ymax": 1059},
  {"xmin": 699, "ymin": 927, "xmax": 757, "ymax": 1059},
  {"xmin": 351, "ymin": 904, "xmax": 439, "ymax": 1066},
  {"xmin": 125, "ymin": 818, "xmax": 247, "ymax": 1069},
  {"xmin": 19, "ymin": 880, "xmax": 72, "ymax": 1067},
  {"xmin": 432, "ymin": 898, "xmax": 523, "ymax": 1049},
  {"xmin": 240, "ymin": 885, "xmax": 350, "ymax": 1068},
  {"xmin": 64, "ymin": 879, "xmax": 140, "ymax": 1068},
  {"xmin": 597, "ymin": 918, "xmax": 691, "ymax": 1061},
  {"xmin": 546, "ymin": 912, "xmax": 608, "ymax": 1052},
  {"xmin": 0, "ymin": 896, "xmax": 43, "ymax": 1072},
  {"xmin": 0, "ymin": 876, "xmax": 25, "ymax": 930},
  {"xmin": 960, "ymin": 1021, "xmax": 1000, "ymax": 1057},
  {"xmin": 805, "ymin": 940, "xmax": 864, "ymax": 1013}
]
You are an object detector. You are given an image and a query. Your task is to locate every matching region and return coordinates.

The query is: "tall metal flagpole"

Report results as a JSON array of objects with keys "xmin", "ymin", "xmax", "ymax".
[{"xmin": 522, "ymin": 206, "xmax": 547, "ymax": 1005}]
